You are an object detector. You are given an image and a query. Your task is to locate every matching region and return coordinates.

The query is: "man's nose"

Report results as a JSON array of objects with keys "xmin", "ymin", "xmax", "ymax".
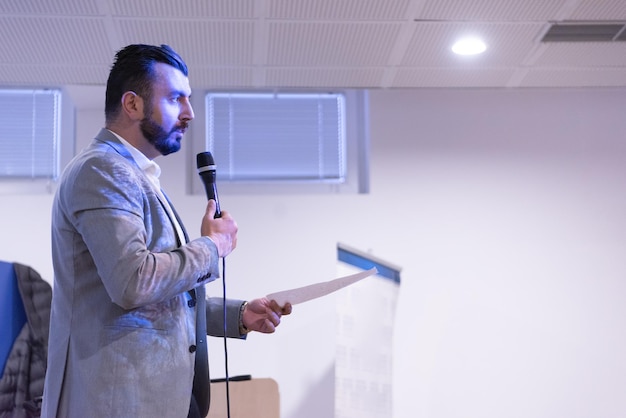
[{"xmin": 182, "ymin": 101, "xmax": 194, "ymax": 121}]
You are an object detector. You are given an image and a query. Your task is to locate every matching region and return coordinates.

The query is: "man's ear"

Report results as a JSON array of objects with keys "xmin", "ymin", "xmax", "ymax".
[{"xmin": 120, "ymin": 91, "xmax": 144, "ymax": 121}]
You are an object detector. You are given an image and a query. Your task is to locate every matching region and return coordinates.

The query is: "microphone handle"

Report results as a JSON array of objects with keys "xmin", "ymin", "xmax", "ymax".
[
  {"xmin": 199, "ymin": 171, "xmax": 222, "ymax": 219},
  {"xmin": 208, "ymin": 182, "xmax": 221, "ymax": 218}
]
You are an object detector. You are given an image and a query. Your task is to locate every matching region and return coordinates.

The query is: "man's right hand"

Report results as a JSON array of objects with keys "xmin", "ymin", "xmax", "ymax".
[{"xmin": 201, "ymin": 199, "xmax": 238, "ymax": 257}]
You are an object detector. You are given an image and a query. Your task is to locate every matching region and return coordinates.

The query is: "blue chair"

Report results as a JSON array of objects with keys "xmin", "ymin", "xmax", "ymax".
[{"xmin": 0, "ymin": 261, "xmax": 27, "ymax": 375}]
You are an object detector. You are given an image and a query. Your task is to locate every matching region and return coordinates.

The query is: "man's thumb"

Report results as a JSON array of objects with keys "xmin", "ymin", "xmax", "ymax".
[{"xmin": 206, "ymin": 199, "xmax": 216, "ymax": 218}]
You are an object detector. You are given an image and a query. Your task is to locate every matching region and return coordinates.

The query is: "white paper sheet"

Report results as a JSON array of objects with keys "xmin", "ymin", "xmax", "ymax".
[{"xmin": 266, "ymin": 267, "xmax": 378, "ymax": 306}]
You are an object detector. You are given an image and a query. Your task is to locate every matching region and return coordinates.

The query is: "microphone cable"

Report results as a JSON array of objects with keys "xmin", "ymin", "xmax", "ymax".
[{"xmin": 221, "ymin": 256, "xmax": 232, "ymax": 418}]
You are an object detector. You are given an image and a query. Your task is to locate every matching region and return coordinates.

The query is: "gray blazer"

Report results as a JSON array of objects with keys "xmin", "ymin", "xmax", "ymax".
[{"xmin": 42, "ymin": 129, "xmax": 244, "ymax": 418}]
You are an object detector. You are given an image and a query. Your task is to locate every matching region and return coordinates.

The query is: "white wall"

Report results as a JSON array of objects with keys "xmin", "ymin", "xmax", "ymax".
[
  {"xmin": 371, "ymin": 88, "xmax": 626, "ymax": 418},
  {"xmin": 2, "ymin": 87, "xmax": 626, "ymax": 418}
]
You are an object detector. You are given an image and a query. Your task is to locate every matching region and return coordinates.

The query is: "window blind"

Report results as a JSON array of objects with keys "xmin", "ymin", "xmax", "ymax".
[
  {"xmin": 0, "ymin": 89, "xmax": 61, "ymax": 179},
  {"xmin": 206, "ymin": 92, "xmax": 346, "ymax": 182}
]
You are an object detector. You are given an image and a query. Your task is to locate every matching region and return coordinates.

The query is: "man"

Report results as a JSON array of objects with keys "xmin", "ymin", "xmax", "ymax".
[{"xmin": 41, "ymin": 44, "xmax": 291, "ymax": 418}]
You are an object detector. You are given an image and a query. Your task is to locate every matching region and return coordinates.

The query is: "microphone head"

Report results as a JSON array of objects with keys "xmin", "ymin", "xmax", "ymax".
[{"xmin": 196, "ymin": 152, "xmax": 216, "ymax": 173}]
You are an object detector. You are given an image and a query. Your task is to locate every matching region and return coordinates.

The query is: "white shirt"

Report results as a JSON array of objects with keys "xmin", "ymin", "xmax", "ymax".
[{"xmin": 108, "ymin": 130, "xmax": 187, "ymax": 245}]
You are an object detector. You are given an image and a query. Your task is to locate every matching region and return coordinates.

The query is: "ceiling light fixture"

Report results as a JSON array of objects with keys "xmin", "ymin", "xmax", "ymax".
[{"xmin": 451, "ymin": 38, "xmax": 487, "ymax": 55}]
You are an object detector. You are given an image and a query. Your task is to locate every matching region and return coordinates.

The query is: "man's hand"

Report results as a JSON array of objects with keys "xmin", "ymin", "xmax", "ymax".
[
  {"xmin": 200, "ymin": 199, "xmax": 238, "ymax": 257},
  {"xmin": 242, "ymin": 298, "xmax": 293, "ymax": 334}
]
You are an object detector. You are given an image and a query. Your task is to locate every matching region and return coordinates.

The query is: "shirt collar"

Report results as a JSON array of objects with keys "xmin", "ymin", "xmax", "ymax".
[{"xmin": 107, "ymin": 129, "xmax": 161, "ymax": 180}]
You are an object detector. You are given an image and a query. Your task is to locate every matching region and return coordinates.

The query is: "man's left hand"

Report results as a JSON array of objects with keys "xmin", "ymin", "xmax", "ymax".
[{"xmin": 242, "ymin": 298, "xmax": 292, "ymax": 334}]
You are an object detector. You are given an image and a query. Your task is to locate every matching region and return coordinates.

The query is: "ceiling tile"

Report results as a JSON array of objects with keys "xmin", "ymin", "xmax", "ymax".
[
  {"xmin": 116, "ymin": 19, "xmax": 256, "ymax": 66},
  {"xmin": 0, "ymin": 0, "xmax": 100, "ymax": 16},
  {"xmin": 0, "ymin": 64, "xmax": 107, "ymax": 86},
  {"xmin": 108, "ymin": 0, "xmax": 255, "ymax": 18},
  {"xmin": 265, "ymin": 67, "xmax": 385, "ymax": 87},
  {"xmin": 535, "ymin": 43, "xmax": 626, "ymax": 67},
  {"xmin": 190, "ymin": 67, "xmax": 255, "ymax": 88},
  {"xmin": 569, "ymin": 0, "xmax": 626, "ymax": 21},
  {"xmin": 268, "ymin": 0, "xmax": 412, "ymax": 20},
  {"xmin": 392, "ymin": 67, "xmax": 516, "ymax": 87},
  {"xmin": 520, "ymin": 68, "xmax": 626, "ymax": 87},
  {"xmin": 418, "ymin": 0, "xmax": 571, "ymax": 21},
  {"xmin": 267, "ymin": 22, "xmax": 402, "ymax": 66},
  {"xmin": 0, "ymin": 16, "xmax": 112, "ymax": 65}
]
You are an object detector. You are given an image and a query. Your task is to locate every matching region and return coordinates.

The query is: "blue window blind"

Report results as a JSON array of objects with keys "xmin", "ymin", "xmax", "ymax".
[
  {"xmin": 206, "ymin": 92, "xmax": 346, "ymax": 182},
  {"xmin": 0, "ymin": 89, "xmax": 61, "ymax": 179}
]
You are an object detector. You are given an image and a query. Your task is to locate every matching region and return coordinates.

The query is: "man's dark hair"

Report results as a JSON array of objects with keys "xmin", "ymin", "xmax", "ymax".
[{"xmin": 104, "ymin": 44, "xmax": 189, "ymax": 124}]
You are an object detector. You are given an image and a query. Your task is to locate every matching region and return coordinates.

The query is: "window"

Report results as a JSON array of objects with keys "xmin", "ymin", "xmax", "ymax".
[
  {"xmin": 207, "ymin": 92, "xmax": 345, "ymax": 182},
  {"xmin": 190, "ymin": 90, "xmax": 369, "ymax": 195},
  {"xmin": 0, "ymin": 89, "xmax": 62, "ymax": 179}
]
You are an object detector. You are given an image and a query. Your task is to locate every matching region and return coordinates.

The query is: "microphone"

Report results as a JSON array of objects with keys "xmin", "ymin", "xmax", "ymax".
[{"xmin": 196, "ymin": 151, "xmax": 221, "ymax": 218}]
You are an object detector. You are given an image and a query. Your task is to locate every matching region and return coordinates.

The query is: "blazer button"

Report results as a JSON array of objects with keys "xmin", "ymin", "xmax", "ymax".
[
  {"xmin": 189, "ymin": 345, "xmax": 197, "ymax": 353},
  {"xmin": 188, "ymin": 299, "xmax": 196, "ymax": 308}
]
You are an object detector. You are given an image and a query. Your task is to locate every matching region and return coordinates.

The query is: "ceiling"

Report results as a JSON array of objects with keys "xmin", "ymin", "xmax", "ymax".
[{"xmin": 2, "ymin": 0, "xmax": 626, "ymax": 96}]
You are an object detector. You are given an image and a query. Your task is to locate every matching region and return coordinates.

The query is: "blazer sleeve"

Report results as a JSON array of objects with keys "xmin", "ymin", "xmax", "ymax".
[
  {"xmin": 205, "ymin": 297, "xmax": 247, "ymax": 339},
  {"xmin": 58, "ymin": 149, "xmax": 220, "ymax": 309}
]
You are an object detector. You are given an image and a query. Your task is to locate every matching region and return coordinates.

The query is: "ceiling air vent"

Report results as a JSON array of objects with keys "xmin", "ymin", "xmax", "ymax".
[{"xmin": 542, "ymin": 23, "xmax": 626, "ymax": 42}]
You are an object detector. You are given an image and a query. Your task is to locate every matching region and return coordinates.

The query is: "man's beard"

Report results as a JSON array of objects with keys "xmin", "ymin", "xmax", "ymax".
[{"xmin": 140, "ymin": 114, "xmax": 186, "ymax": 156}]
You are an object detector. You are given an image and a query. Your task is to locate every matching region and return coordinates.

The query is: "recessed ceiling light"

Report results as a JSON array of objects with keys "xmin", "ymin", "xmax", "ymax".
[{"xmin": 451, "ymin": 38, "xmax": 487, "ymax": 55}]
